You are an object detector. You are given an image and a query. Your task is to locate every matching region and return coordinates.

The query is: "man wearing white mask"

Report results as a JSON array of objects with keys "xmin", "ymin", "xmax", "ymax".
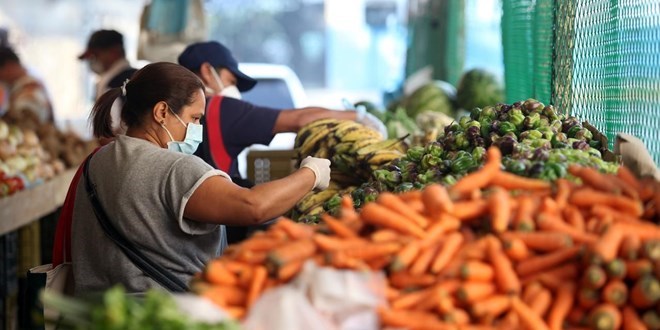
[
  {"xmin": 178, "ymin": 41, "xmax": 386, "ymax": 183},
  {"xmin": 79, "ymin": 30, "xmax": 137, "ymax": 136}
]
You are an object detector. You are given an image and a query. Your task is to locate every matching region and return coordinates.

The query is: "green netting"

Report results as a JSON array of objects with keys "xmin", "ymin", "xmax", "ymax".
[{"xmin": 503, "ymin": 0, "xmax": 660, "ymax": 164}]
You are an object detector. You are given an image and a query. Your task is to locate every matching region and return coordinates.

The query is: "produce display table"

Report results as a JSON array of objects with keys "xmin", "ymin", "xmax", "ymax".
[{"xmin": 0, "ymin": 169, "xmax": 76, "ymax": 236}]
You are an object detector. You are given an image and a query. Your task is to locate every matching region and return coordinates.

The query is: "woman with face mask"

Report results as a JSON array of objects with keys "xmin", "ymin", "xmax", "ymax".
[{"xmin": 67, "ymin": 62, "xmax": 331, "ymax": 294}]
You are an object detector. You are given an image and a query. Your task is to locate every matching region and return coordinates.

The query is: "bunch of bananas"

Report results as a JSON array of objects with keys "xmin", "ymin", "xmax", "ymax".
[{"xmin": 291, "ymin": 119, "xmax": 408, "ymax": 222}]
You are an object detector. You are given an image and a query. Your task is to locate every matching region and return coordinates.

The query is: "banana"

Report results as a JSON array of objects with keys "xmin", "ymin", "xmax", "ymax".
[
  {"xmin": 349, "ymin": 137, "xmax": 384, "ymax": 154},
  {"xmin": 363, "ymin": 150, "xmax": 404, "ymax": 165},
  {"xmin": 355, "ymin": 138, "xmax": 406, "ymax": 156},
  {"xmin": 298, "ymin": 126, "xmax": 334, "ymax": 157},
  {"xmin": 295, "ymin": 119, "xmax": 343, "ymax": 148},
  {"xmin": 313, "ymin": 146, "xmax": 330, "ymax": 159},
  {"xmin": 340, "ymin": 127, "xmax": 382, "ymax": 143},
  {"xmin": 333, "ymin": 120, "xmax": 363, "ymax": 136},
  {"xmin": 304, "ymin": 205, "xmax": 326, "ymax": 217},
  {"xmin": 333, "ymin": 141, "xmax": 356, "ymax": 155},
  {"xmin": 296, "ymin": 189, "xmax": 338, "ymax": 213}
]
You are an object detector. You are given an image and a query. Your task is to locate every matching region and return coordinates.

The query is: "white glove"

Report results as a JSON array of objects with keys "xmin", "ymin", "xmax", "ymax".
[
  {"xmin": 300, "ymin": 156, "xmax": 331, "ymax": 190},
  {"xmin": 356, "ymin": 107, "xmax": 388, "ymax": 138}
]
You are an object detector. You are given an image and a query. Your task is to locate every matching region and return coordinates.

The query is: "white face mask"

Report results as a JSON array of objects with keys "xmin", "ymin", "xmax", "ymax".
[
  {"xmin": 89, "ymin": 59, "xmax": 104, "ymax": 75},
  {"xmin": 210, "ymin": 68, "xmax": 242, "ymax": 100}
]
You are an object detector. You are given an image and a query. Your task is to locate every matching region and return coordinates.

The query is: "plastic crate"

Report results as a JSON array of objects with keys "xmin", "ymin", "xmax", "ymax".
[{"xmin": 246, "ymin": 150, "xmax": 297, "ymax": 185}]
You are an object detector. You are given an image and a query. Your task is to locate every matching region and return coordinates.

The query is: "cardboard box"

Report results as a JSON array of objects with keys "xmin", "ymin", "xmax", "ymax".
[{"xmin": 246, "ymin": 150, "xmax": 298, "ymax": 184}]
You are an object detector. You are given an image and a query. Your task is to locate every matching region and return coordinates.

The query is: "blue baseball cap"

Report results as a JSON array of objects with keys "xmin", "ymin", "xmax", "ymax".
[{"xmin": 178, "ymin": 41, "xmax": 257, "ymax": 92}]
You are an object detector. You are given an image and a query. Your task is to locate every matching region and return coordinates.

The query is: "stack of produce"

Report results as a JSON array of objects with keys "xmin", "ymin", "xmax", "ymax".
[
  {"xmin": 193, "ymin": 147, "xmax": 660, "ymax": 329},
  {"xmin": 335, "ymin": 98, "xmax": 619, "ymax": 215},
  {"xmin": 41, "ymin": 285, "xmax": 240, "ymax": 329},
  {"xmin": 0, "ymin": 119, "xmax": 68, "ymax": 196},
  {"xmin": 291, "ymin": 119, "xmax": 407, "ymax": 221},
  {"xmin": 456, "ymin": 68, "xmax": 505, "ymax": 112}
]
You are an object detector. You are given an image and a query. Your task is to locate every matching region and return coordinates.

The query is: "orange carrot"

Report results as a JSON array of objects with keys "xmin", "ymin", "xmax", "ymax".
[
  {"xmin": 456, "ymin": 282, "xmax": 497, "ymax": 304},
  {"xmin": 564, "ymin": 205, "xmax": 586, "ymax": 232},
  {"xmin": 420, "ymin": 214, "xmax": 461, "ymax": 248},
  {"xmin": 521, "ymin": 263, "xmax": 578, "ymax": 286},
  {"xmin": 239, "ymin": 236, "xmax": 286, "ymax": 252},
  {"xmin": 451, "ymin": 199, "xmax": 489, "ymax": 221},
  {"xmin": 385, "ymin": 285, "xmax": 400, "ymax": 301},
  {"xmin": 547, "ymin": 283, "xmax": 575, "ymax": 330},
  {"xmin": 272, "ymin": 218, "xmax": 314, "ymax": 239},
  {"xmin": 246, "ymin": 265, "xmax": 267, "ymax": 308},
  {"xmin": 536, "ymin": 214, "xmax": 598, "ymax": 245},
  {"xmin": 267, "ymin": 239, "xmax": 317, "ymax": 266},
  {"xmin": 343, "ymin": 241, "xmax": 400, "ymax": 260},
  {"xmin": 391, "ymin": 287, "xmax": 433, "ymax": 310},
  {"xmin": 450, "ymin": 147, "xmax": 502, "ymax": 195},
  {"xmin": 515, "ymin": 246, "xmax": 581, "ymax": 277},
  {"xmin": 378, "ymin": 307, "xmax": 452, "ymax": 330},
  {"xmin": 471, "ymin": 295, "xmax": 511, "ymax": 319},
  {"xmin": 410, "ymin": 243, "xmax": 441, "ymax": 276},
  {"xmin": 626, "ymin": 259, "xmax": 653, "ymax": 281},
  {"xmin": 328, "ymin": 251, "xmax": 368, "ymax": 270},
  {"xmin": 202, "ymin": 285, "xmax": 247, "ymax": 306},
  {"xmin": 578, "ymin": 286, "xmax": 601, "ymax": 310},
  {"xmin": 602, "ymin": 280, "xmax": 629, "ymax": 307},
  {"xmin": 460, "ymin": 260, "xmax": 495, "ymax": 282},
  {"xmin": 555, "ymin": 179, "xmax": 572, "ymax": 209},
  {"xmin": 489, "ymin": 187, "xmax": 511, "ymax": 233},
  {"xmin": 321, "ymin": 213, "xmax": 358, "ymax": 238},
  {"xmin": 503, "ymin": 237, "xmax": 532, "ymax": 262},
  {"xmin": 360, "ymin": 203, "xmax": 426, "ymax": 238},
  {"xmin": 617, "ymin": 166, "xmax": 642, "ymax": 193},
  {"xmin": 388, "ymin": 272, "xmax": 438, "ymax": 289},
  {"xmin": 423, "ymin": 184, "xmax": 455, "ymax": 217},
  {"xmin": 630, "ymin": 276, "xmax": 660, "ymax": 309},
  {"xmin": 514, "ymin": 196, "xmax": 537, "ymax": 231},
  {"xmin": 312, "ymin": 233, "xmax": 366, "ymax": 251},
  {"xmin": 605, "ymin": 258, "xmax": 627, "ymax": 280},
  {"xmin": 570, "ymin": 188, "xmax": 643, "ymax": 217},
  {"xmin": 593, "ymin": 224, "xmax": 626, "ymax": 263},
  {"xmin": 277, "ymin": 259, "xmax": 304, "ymax": 282},
  {"xmin": 377, "ymin": 192, "xmax": 430, "ymax": 228},
  {"xmin": 224, "ymin": 306, "xmax": 246, "ymax": 319},
  {"xmin": 391, "ymin": 240, "xmax": 422, "ymax": 272},
  {"xmin": 204, "ymin": 260, "xmax": 239, "ymax": 286},
  {"xmin": 501, "ymin": 231, "xmax": 573, "ymax": 252},
  {"xmin": 529, "ymin": 287, "xmax": 552, "ymax": 318},
  {"xmin": 541, "ymin": 197, "xmax": 562, "ymax": 216},
  {"xmin": 589, "ymin": 303, "xmax": 622, "ymax": 330},
  {"xmin": 445, "ymin": 308, "xmax": 470, "ymax": 325},
  {"xmin": 511, "ymin": 297, "xmax": 550, "ymax": 330},
  {"xmin": 567, "ymin": 308, "xmax": 588, "ymax": 327},
  {"xmin": 430, "ymin": 232, "xmax": 464, "ymax": 274},
  {"xmin": 569, "ymin": 165, "xmax": 621, "ymax": 194},
  {"xmin": 522, "ymin": 282, "xmax": 544, "ymax": 305},
  {"xmin": 399, "ymin": 189, "xmax": 423, "ymax": 202},
  {"xmin": 622, "ymin": 305, "xmax": 647, "ymax": 330},
  {"xmin": 487, "ymin": 237, "xmax": 521, "ymax": 295},
  {"xmin": 370, "ymin": 229, "xmax": 400, "ymax": 243},
  {"xmin": 582, "ymin": 264, "xmax": 607, "ymax": 289},
  {"xmin": 491, "ymin": 171, "xmax": 552, "ymax": 191}
]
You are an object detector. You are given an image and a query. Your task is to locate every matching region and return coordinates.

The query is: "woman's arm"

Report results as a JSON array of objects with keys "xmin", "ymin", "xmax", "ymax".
[{"xmin": 184, "ymin": 168, "xmax": 317, "ymax": 226}]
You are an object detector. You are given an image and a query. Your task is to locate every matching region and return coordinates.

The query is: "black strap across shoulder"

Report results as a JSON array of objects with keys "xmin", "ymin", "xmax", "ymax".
[{"xmin": 82, "ymin": 156, "xmax": 188, "ymax": 292}]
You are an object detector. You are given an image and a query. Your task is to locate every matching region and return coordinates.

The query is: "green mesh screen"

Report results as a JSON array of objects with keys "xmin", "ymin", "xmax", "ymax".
[{"xmin": 503, "ymin": 0, "xmax": 660, "ymax": 164}]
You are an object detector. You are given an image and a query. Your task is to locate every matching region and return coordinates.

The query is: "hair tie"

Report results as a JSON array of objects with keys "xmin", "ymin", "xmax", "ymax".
[{"xmin": 121, "ymin": 79, "xmax": 129, "ymax": 96}]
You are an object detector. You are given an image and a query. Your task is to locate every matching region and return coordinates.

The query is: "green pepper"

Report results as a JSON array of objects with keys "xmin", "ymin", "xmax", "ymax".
[
  {"xmin": 539, "ymin": 162, "xmax": 567, "ymax": 181},
  {"xmin": 394, "ymin": 182, "xmax": 414, "ymax": 193},
  {"xmin": 504, "ymin": 159, "xmax": 528, "ymax": 176},
  {"xmin": 539, "ymin": 128, "xmax": 555, "ymax": 140},
  {"xmin": 480, "ymin": 119, "xmax": 492, "ymax": 138},
  {"xmin": 574, "ymin": 128, "xmax": 593, "ymax": 141},
  {"xmin": 459, "ymin": 116, "xmax": 471, "ymax": 130},
  {"xmin": 470, "ymin": 107, "xmax": 482, "ymax": 120},
  {"xmin": 417, "ymin": 169, "xmax": 439, "ymax": 184},
  {"xmin": 446, "ymin": 122, "xmax": 461, "ymax": 133},
  {"xmin": 523, "ymin": 112, "xmax": 541, "ymax": 129},
  {"xmin": 472, "ymin": 146, "xmax": 487, "ymax": 163},
  {"xmin": 323, "ymin": 194, "xmax": 342, "ymax": 212},
  {"xmin": 498, "ymin": 121, "xmax": 518, "ymax": 135},
  {"xmin": 589, "ymin": 139, "xmax": 602, "ymax": 150},
  {"xmin": 406, "ymin": 146, "xmax": 425, "ymax": 162},
  {"xmin": 530, "ymin": 138, "xmax": 551, "ymax": 149},
  {"xmin": 454, "ymin": 132, "xmax": 470, "ymax": 150},
  {"xmin": 373, "ymin": 169, "xmax": 402, "ymax": 187},
  {"xmin": 451, "ymin": 154, "xmax": 477, "ymax": 174},
  {"xmin": 543, "ymin": 105, "xmax": 560, "ymax": 121},
  {"xmin": 567, "ymin": 125, "xmax": 583, "ymax": 138},
  {"xmin": 421, "ymin": 154, "xmax": 440, "ymax": 170},
  {"xmin": 442, "ymin": 174, "xmax": 458, "ymax": 186},
  {"xmin": 587, "ymin": 147, "xmax": 602, "ymax": 158},
  {"xmin": 424, "ymin": 141, "xmax": 444, "ymax": 158},
  {"xmin": 538, "ymin": 116, "xmax": 550, "ymax": 128},
  {"xmin": 551, "ymin": 132, "xmax": 568, "ymax": 148},
  {"xmin": 509, "ymin": 108, "xmax": 525, "ymax": 129},
  {"xmin": 519, "ymin": 129, "xmax": 543, "ymax": 141},
  {"xmin": 550, "ymin": 119, "xmax": 563, "ymax": 133},
  {"xmin": 480, "ymin": 106, "xmax": 497, "ymax": 121}
]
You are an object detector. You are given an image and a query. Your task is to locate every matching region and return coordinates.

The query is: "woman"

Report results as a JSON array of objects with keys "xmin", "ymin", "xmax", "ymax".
[{"xmin": 71, "ymin": 62, "xmax": 330, "ymax": 294}]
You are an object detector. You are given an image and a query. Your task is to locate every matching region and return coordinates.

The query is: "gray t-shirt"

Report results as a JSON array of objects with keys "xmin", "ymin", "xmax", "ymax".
[{"xmin": 72, "ymin": 135, "xmax": 230, "ymax": 294}]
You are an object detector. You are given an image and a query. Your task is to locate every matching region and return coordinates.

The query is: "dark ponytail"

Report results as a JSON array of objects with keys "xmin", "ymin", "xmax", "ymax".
[{"xmin": 90, "ymin": 87, "xmax": 122, "ymax": 138}]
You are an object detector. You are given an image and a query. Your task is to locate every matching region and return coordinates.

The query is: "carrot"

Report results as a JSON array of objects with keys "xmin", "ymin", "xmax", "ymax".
[
  {"xmin": 617, "ymin": 166, "xmax": 642, "ymax": 194},
  {"xmin": 460, "ymin": 260, "xmax": 495, "ymax": 282},
  {"xmin": 267, "ymin": 239, "xmax": 316, "ymax": 267},
  {"xmin": 514, "ymin": 196, "xmax": 537, "ymax": 231},
  {"xmin": 450, "ymin": 147, "xmax": 501, "ymax": 196},
  {"xmin": 423, "ymin": 184, "xmax": 455, "ymax": 217},
  {"xmin": 593, "ymin": 224, "xmax": 626, "ymax": 263},
  {"xmin": 521, "ymin": 263, "xmax": 578, "ymax": 286},
  {"xmin": 515, "ymin": 246, "xmax": 582, "ymax": 277},
  {"xmin": 246, "ymin": 265, "xmax": 267, "ymax": 308},
  {"xmin": 602, "ymin": 280, "xmax": 629, "ymax": 307},
  {"xmin": 276, "ymin": 259, "xmax": 304, "ymax": 282},
  {"xmin": 204, "ymin": 260, "xmax": 239, "ymax": 286},
  {"xmin": 564, "ymin": 205, "xmax": 586, "ymax": 232},
  {"xmin": 626, "ymin": 259, "xmax": 653, "ymax": 280},
  {"xmin": 272, "ymin": 218, "xmax": 314, "ymax": 239},
  {"xmin": 529, "ymin": 287, "xmax": 552, "ymax": 318},
  {"xmin": 488, "ymin": 187, "xmax": 511, "ymax": 233},
  {"xmin": 582, "ymin": 265, "xmax": 607, "ymax": 289},
  {"xmin": 321, "ymin": 213, "xmax": 358, "ymax": 239},
  {"xmin": 589, "ymin": 303, "xmax": 622, "ymax": 330},
  {"xmin": 491, "ymin": 171, "xmax": 552, "ymax": 191},
  {"xmin": 312, "ymin": 234, "xmax": 366, "ymax": 252},
  {"xmin": 605, "ymin": 258, "xmax": 627, "ymax": 280},
  {"xmin": 391, "ymin": 287, "xmax": 433, "ymax": 310},
  {"xmin": 239, "ymin": 236, "xmax": 286, "ymax": 252},
  {"xmin": 622, "ymin": 305, "xmax": 648, "ymax": 330},
  {"xmin": 541, "ymin": 197, "xmax": 562, "ymax": 216},
  {"xmin": 592, "ymin": 204, "xmax": 644, "ymax": 224},
  {"xmin": 391, "ymin": 240, "xmax": 422, "ymax": 272},
  {"xmin": 444, "ymin": 308, "xmax": 470, "ymax": 325},
  {"xmin": 430, "ymin": 232, "xmax": 464, "ymax": 274},
  {"xmin": 370, "ymin": 229, "xmax": 400, "ymax": 243},
  {"xmin": 500, "ymin": 309, "xmax": 520, "ymax": 329},
  {"xmin": 378, "ymin": 307, "xmax": 452, "ymax": 330},
  {"xmin": 328, "ymin": 251, "xmax": 369, "ymax": 270},
  {"xmin": 536, "ymin": 214, "xmax": 598, "ymax": 245},
  {"xmin": 420, "ymin": 214, "xmax": 461, "ymax": 248},
  {"xmin": 223, "ymin": 260, "xmax": 253, "ymax": 275},
  {"xmin": 569, "ymin": 165, "xmax": 621, "ymax": 194},
  {"xmin": 343, "ymin": 241, "xmax": 400, "ymax": 260},
  {"xmin": 578, "ymin": 287, "xmax": 601, "ymax": 309},
  {"xmin": 618, "ymin": 222, "xmax": 660, "ymax": 240},
  {"xmin": 547, "ymin": 283, "xmax": 575, "ymax": 330},
  {"xmin": 511, "ymin": 297, "xmax": 551, "ymax": 330},
  {"xmin": 555, "ymin": 179, "xmax": 572, "ymax": 209},
  {"xmin": 224, "ymin": 306, "xmax": 246, "ymax": 319},
  {"xmin": 501, "ymin": 231, "xmax": 573, "ymax": 252},
  {"xmin": 610, "ymin": 175, "xmax": 641, "ymax": 200},
  {"xmin": 399, "ymin": 189, "xmax": 423, "ymax": 202},
  {"xmin": 388, "ymin": 272, "xmax": 439, "ymax": 289},
  {"xmin": 410, "ymin": 243, "xmax": 441, "ymax": 276},
  {"xmin": 522, "ymin": 282, "xmax": 544, "ymax": 305},
  {"xmin": 451, "ymin": 199, "xmax": 489, "ymax": 221},
  {"xmin": 360, "ymin": 203, "xmax": 426, "ymax": 238},
  {"xmin": 641, "ymin": 310, "xmax": 660, "ymax": 330},
  {"xmin": 503, "ymin": 237, "xmax": 532, "ymax": 262},
  {"xmin": 570, "ymin": 188, "xmax": 643, "ymax": 217},
  {"xmin": 567, "ymin": 308, "xmax": 588, "ymax": 327},
  {"xmin": 236, "ymin": 265, "xmax": 254, "ymax": 288},
  {"xmin": 377, "ymin": 192, "xmax": 430, "ymax": 229},
  {"xmin": 642, "ymin": 240, "xmax": 660, "ymax": 262},
  {"xmin": 385, "ymin": 285, "xmax": 400, "ymax": 301},
  {"xmin": 487, "ymin": 237, "xmax": 521, "ymax": 295},
  {"xmin": 471, "ymin": 295, "xmax": 511, "ymax": 319},
  {"xmin": 415, "ymin": 286, "xmax": 449, "ymax": 311},
  {"xmin": 630, "ymin": 276, "xmax": 660, "ymax": 309},
  {"xmin": 201, "ymin": 285, "xmax": 247, "ymax": 306},
  {"xmin": 456, "ymin": 282, "xmax": 496, "ymax": 304}
]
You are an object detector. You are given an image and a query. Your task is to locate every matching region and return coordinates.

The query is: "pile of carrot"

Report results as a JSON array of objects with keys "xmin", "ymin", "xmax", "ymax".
[{"xmin": 193, "ymin": 146, "xmax": 660, "ymax": 330}]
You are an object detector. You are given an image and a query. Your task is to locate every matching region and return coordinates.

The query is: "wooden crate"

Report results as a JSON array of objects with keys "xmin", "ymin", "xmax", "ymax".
[{"xmin": 246, "ymin": 150, "xmax": 298, "ymax": 184}]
